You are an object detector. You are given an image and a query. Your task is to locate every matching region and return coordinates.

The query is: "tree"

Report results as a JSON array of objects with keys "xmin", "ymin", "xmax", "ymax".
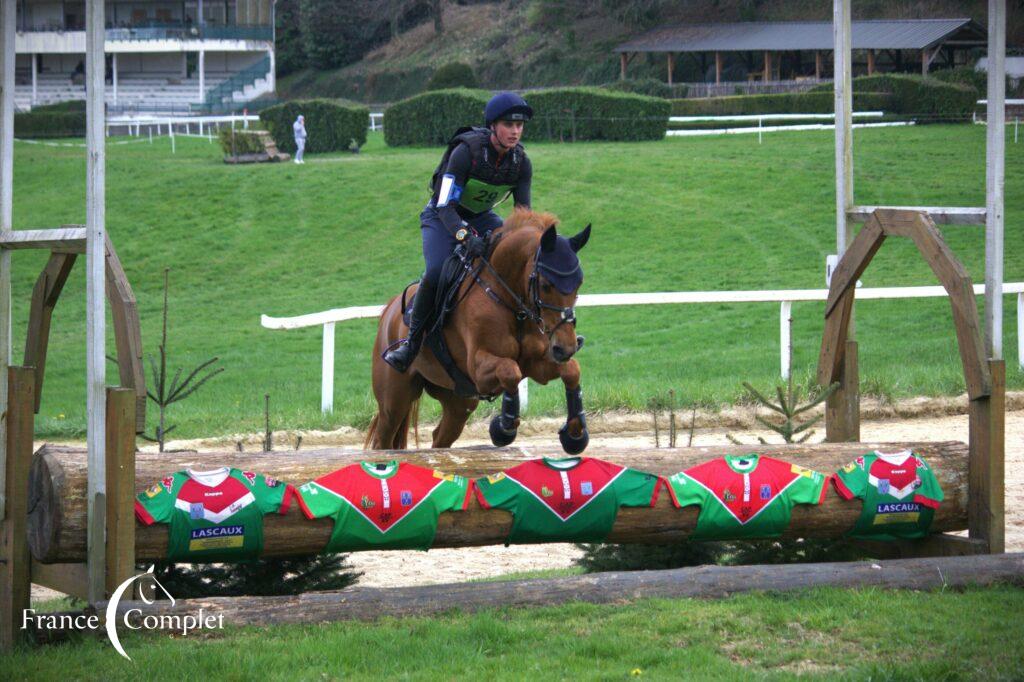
[
  {"xmin": 432, "ymin": 0, "xmax": 443, "ymax": 33},
  {"xmin": 274, "ymin": 0, "xmax": 306, "ymax": 76}
]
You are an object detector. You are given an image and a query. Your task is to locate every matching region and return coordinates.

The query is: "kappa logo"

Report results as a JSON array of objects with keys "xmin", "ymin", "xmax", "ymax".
[
  {"xmin": 161, "ymin": 476, "xmax": 175, "ymax": 494},
  {"xmin": 360, "ymin": 495, "xmax": 375, "ymax": 509},
  {"xmin": 242, "ymin": 471, "xmax": 257, "ymax": 485},
  {"xmin": 541, "ymin": 486, "xmax": 554, "ymax": 498}
]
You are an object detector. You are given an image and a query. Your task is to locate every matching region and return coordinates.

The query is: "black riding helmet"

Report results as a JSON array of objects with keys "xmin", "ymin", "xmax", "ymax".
[{"xmin": 484, "ymin": 92, "xmax": 533, "ymax": 126}]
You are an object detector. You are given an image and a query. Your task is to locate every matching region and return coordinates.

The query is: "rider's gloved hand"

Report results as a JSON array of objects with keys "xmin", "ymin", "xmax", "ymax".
[{"xmin": 465, "ymin": 234, "xmax": 488, "ymax": 260}]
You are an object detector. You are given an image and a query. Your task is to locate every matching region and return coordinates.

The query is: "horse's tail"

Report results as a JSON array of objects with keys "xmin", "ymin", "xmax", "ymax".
[
  {"xmin": 410, "ymin": 399, "xmax": 420, "ymax": 449},
  {"xmin": 363, "ymin": 400, "xmax": 420, "ymax": 450},
  {"xmin": 363, "ymin": 413, "xmax": 380, "ymax": 450}
]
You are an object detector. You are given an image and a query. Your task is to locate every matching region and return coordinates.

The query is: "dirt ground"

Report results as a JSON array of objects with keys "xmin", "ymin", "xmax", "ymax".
[{"xmin": 30, "ymin": 399, "xmax": 1024, "ymax": 597}]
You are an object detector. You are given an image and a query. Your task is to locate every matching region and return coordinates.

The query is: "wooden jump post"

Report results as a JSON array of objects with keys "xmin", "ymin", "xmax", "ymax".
[{"xmin": 826, "ymin": 0, "xmax": 1006, "ymax": 555}]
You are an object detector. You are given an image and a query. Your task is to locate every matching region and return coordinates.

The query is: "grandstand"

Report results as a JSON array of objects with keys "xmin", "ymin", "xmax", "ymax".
[{"xmin": 12, "ymin": 0, "xmax": 274, "ymax": 114}]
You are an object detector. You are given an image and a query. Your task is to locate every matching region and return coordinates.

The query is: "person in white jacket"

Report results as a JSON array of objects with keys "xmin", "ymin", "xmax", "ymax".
[{"xmin": 293, "ymin": 115, "xmax": 306, "ymax": 164}]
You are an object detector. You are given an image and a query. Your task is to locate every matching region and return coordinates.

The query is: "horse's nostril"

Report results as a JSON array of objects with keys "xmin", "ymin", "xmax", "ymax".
[{"xmin": 552, "ymin": 345, "xmax": 575, "ymax": 362}]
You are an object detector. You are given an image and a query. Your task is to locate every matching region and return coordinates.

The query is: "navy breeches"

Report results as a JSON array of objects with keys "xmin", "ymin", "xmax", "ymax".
[{"xmin": 419, "ymin": 203, "xmax": 503, "ymax": 286}]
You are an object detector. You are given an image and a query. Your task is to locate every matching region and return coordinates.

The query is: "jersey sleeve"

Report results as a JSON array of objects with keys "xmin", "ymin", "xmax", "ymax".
[
  {"xmin": 295, "ymin": 481, "xmax": 343, "ymax": 520},
  {"xmin": 666, "ymin": 471, "xmax": 707, "ymax": 510},
  {"xmin": 431, "ymin": 471, "xmax": 474, "ymax": 512},
  {"xmin": 912, "ymin": 457, "xmax": 944, "ymax": 509},
  {"xmin": 474, "ymin": 472, "xmax": 519, "ymax": 511},
  {"xmin": 613, "ymin": 467, "xmax": 663, "ymax": 508},
  {"xmin": 134, "ymin": 479, "xmax": 177, "ymax": 526},
  {"xmin": 785, "ymin": 464, "xmax": 829, "ymax": 505},
  {"xmin": 833, "ymin": 458, "xmax": 868, "ymax": 500},
  {"xmin": 252, "ymin": 474, "xmax": 294, "ymax": 515}
]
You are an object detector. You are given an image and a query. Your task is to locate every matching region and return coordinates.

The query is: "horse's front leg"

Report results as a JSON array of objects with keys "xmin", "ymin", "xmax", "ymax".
[
  {"xmin": 471, "ymin": 350, "xmax": 524, "ymax": 447},
  {"xmin": 557, "ymin": 358, "xmax": 588, "ymax": 454}
]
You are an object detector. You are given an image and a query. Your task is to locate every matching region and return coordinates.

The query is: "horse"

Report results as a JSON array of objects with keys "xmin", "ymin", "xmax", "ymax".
[{"xmin": 366, "ymin": 208, "xmax": 591, "ymax": 453}]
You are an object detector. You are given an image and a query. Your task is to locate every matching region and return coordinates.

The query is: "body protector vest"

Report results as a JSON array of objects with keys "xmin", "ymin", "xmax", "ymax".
[{"xmin": 430, "ymin": 127, "xmax": 526, "ymax": 216}]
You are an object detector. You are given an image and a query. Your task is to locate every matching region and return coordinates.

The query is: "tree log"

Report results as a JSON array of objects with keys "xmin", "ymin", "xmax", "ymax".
[
  {"xmin": 80, "ymin": 553, "xmax": 1023, "ymax": 629},
  {"xmin": 27, "ymin": 442, "xmax": 970, "ymax": 563}
]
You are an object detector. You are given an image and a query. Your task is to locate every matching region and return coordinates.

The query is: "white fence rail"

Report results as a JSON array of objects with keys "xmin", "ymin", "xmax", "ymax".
[{"xmin": 262, "ymin": 283, "xmax": 1024, "ymax": 414}]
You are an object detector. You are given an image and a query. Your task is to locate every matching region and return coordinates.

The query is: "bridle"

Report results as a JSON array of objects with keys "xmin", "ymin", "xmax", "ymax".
[{"xmin": 462, "ymin": 238, "xmax": 578, "ymax": 344}]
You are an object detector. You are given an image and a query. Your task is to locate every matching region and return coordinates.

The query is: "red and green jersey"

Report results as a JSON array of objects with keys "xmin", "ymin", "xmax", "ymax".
[
  {"xmin": 474, "ymin": 457, "xmax": 664, "ymax": 544},
  {"xmin": 134, "ymin": 467, "xmax": 295, "ymax": 561},
  {"xmin": 833, "ymin": 450, "xmax": 943, "ymax": 540},
  {"xmin": 296, "ymin": 461, "xmax": 473, "ymax": 552},
  {"xmin": 666, "ymin": 454, "xmax": 829, "ymax": 540}
]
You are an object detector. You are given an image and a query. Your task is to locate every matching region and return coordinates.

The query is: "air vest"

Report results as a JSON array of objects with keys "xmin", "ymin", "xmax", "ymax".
[{"xmin": 430, "ymin": 127, "xmax": 527, "ymax": 215}]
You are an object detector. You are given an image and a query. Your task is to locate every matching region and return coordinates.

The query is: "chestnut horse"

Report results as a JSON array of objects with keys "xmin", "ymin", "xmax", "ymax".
[{"xmin": 366, "ymin": 208, "xmax": 591, "ymax": 453}]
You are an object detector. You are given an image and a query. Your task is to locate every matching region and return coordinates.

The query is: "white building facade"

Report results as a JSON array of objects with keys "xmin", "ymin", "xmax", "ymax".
[{"xmin": 13, "ymin": 0, "xmax": 274, "ymax": 112}]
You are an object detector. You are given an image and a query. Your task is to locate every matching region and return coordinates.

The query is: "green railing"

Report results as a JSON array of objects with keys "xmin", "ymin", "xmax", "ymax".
[{"xmin": 204, "ymin": 55, "xmax": 270, "ymax": 110}]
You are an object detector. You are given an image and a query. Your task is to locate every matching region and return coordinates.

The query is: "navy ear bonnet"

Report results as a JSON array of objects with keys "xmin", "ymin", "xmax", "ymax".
[{"xmin": 537, "ymin": 236, "xmax": 583, "ymax": 294}]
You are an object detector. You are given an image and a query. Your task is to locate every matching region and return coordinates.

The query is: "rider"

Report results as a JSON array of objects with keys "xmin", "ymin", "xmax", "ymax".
[{"xmin": 383, "ymin": 91, "xmax": 534, "ymax": 373}]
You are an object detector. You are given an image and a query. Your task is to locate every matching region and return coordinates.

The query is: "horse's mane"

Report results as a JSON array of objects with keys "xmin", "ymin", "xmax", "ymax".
[{"xmin": 500, "ymin": 207, "xmax": 559, "ymax": 234}]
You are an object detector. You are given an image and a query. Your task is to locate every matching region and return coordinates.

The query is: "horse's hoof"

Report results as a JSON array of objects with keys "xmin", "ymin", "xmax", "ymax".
[
  {"xmin": 489, "ymin": 414, "xmax": 518, "ymax": 447},
  {"xmin": 558, "ymin": 422, "xmax": 589, "ymax": 455}
]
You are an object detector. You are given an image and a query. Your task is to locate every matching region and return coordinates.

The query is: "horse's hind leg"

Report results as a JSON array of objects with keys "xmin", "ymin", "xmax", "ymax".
[
  {"xmin": 423, "ymin": 383, "xmax": 478, "ymax": 448},
  {"xmin": 370, "ymin": 373, "xmax": 424, "ymax": 451}
]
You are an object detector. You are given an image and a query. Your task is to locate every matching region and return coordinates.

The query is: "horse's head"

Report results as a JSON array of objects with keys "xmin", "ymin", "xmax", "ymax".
[{"xmin": 533, "ymin": 221, "xmax": 590, "ymax": 363}]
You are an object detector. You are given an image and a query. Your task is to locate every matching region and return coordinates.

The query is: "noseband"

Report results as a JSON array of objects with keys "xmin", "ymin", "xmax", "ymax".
[{"xmin": 465, "ymin": 240, "xmax": 577, "ymax": 342}]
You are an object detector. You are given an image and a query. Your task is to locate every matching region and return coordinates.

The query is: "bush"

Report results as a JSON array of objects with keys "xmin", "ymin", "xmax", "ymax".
[
  {"xmin": 670, "ymin": 91, "xmax": 893, "ymax": 116},
  {"xmin": 809, "ymin": 73, "xmax": 976, "ymax": 121},
  {"xmin": 217, "ymin": 128, "xmax": 267, "ymax": 156},
  {"xmin": 33, "ymin": 99, "xmax": 86, "ymax": 112},
  {"xmin": 426, "ymin": 62, "xmax": 478, "ymax": 91},
  {"xmin": 603, "ymin": 77, "xmax": 673, "ymax": 99},
  {"xmin": 524, "ymin": 87, "xmax": 670, "ymax": 142},
  {"xmin": 14, "ymin": 110, "xmax": 86, "ymax": 138},
  {"xmin": 259, "ymin": 99, "xmax": 369, "ymax": 154},
  {"xmin": 383, "ymin": 88, "xmax": 490, "ymax": 146}
]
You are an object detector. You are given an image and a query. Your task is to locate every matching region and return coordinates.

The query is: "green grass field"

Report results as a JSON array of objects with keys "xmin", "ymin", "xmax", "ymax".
[
  {"xmin": 10, "ymin": 124, "xmax": 1022, "ymax": 439},
  {"xmin": 4, "ymin": 586, "xmax": 1023, "ymax": 679}
]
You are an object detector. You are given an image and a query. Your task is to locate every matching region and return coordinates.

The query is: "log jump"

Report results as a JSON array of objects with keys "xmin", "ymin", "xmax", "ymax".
[{"xmin": 28, "ymin": 441, "xmax": 970, "ymax": 563}]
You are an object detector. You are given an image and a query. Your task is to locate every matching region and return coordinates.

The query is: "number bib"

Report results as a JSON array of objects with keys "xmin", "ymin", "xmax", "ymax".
[{"xmin": 458, "ymin": 178, "xmax": 514, "ymax": 214}]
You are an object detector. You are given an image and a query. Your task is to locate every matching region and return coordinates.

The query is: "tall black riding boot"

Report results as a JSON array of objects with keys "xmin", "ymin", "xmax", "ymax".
[{"xmin": 382, "ymin": 277, "xmax": 438, "ymax": 373}]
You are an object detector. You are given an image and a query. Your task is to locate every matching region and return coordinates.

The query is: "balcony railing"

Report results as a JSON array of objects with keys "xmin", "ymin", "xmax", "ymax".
[{"xmin": 18, "ymin": 23, "xmax": 272, "ymax": 42}]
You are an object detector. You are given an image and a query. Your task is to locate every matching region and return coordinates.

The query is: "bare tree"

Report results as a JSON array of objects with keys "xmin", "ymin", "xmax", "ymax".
[{"xmin": 432, "ymin": 0, "xmax": 443, "ymax": 33}]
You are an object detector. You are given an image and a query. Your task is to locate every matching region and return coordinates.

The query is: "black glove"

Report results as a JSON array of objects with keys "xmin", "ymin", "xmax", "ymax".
[{"xmin": 465, "ymin": 234, "xmax": 487, "ymax": 260}]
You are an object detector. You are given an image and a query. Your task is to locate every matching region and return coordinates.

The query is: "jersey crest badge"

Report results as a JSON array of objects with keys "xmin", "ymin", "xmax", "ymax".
[
  {"xmin": 580, "ymin": 481, "xmax": 593, "ymax": 496},
  {"xmin": 400, "ymin": 491, "xmax": 413, "ymax": 506},
  {"xmin": 189, "ymin": 502, "xmax": 204, "ymax": 519},
  {"xmin": 760, "ymin": 484, "xmax": 771, "ymax": 500},
  {"xmin": 877, "ymin": 479, "xmax": 890, "ymax": 495}
]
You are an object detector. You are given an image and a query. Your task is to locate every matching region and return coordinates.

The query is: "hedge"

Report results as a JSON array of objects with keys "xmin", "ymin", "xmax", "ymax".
[
  {"xmin": 808, "ymin": 74, "xmax": 976, "ymax": 121},
  {"xmin": 524, "ymin": 87, "xmax": 670, "ymax": 142},
  {"xmin": 603, "ymin": 78, "xmax": 674, "ymax": 100},
  {"xmin": 218, "ymin": 128, "xmax": 266, "ymax": 156},
  {"xmin": 259, "ymin": 99, "xmax": 368, "ymax": 154},
  {"xmin": 383, "ymin": 88, "xmax": 490, "ymax": 147},
  {"xmin": 426, "ymin": 62, "xmax": 478, "ymax": 91},
  {"xmin": 14, "ymin": 110, "xmax": 86, "ymax": 138},
  {"xmin": 670, "ymin": 91, "xmax": 893, "ymax": 116}
]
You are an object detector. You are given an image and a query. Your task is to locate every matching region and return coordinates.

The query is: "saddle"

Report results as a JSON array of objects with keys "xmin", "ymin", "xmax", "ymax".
[{"xmin": 402, "ymin": 243, "xmax": 494, "ymax": 400}]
